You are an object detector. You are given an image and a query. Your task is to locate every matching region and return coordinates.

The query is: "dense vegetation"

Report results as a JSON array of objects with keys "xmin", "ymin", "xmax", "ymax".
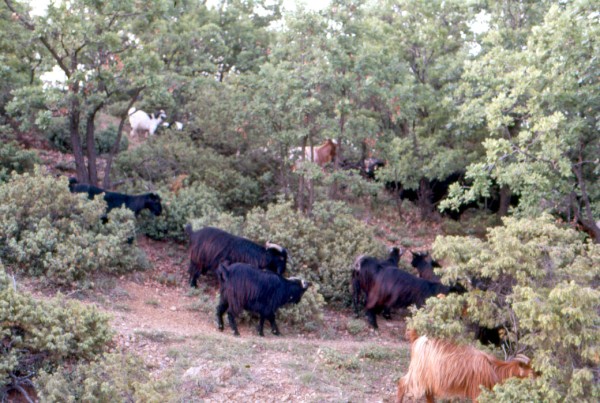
[{"xmin": 0, "ymin": 0, "xmax": 598, "ymax": 401}]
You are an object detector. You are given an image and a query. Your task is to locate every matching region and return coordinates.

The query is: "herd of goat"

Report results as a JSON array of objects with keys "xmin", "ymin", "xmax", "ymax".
[{"xmin": 66, "ymin": 177, "xmax": 535, "ymax": 401}]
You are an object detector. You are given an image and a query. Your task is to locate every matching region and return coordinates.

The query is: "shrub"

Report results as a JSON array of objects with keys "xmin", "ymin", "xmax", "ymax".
[
  {"xmin": 278, "ymin": 283, "xmax": 325, "ymax": 328},
  {"xmin": 114, "ymin": 134, "xmax": 261, "ymax": 214},
  {"xmin": 45, "ymin": 119, "xmax": 128, "ymax": 155},
  {"xmin": 35, "ymin": 352, "xmax": 172, "ymax": 402},
  {"xmin": 0, "ymin": 141, "xmax": 40, "ymax": 182},
  {"xmin": 45, "ymin": 117, "xmax": 70, "ymax": 153},
  {"xmin": 94, "ymin": 125, "xmax": 128, "ymax": 155},
  {"xmin": 408, "ymin": 215, "xmax": 600, "ymax": 401},
  {"xmin": 0, "ymin": 263, "xmax": 113, "ymax": 401},
  {"xmin": 138, "ymin": 183, "xmax": 222, "ymax": 241},
  {"xmin": 0, "ymin": 167, "xmax": 144, "ymax": 286},
  {"xmin": 245, "ymin": 200, "xmax": 385, "ymax": 305}
]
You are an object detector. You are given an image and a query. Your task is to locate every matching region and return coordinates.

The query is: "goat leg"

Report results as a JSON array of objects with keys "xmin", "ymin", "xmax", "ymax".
[
  {"xmin": 227, "ymin": 312, "xmax": 240, "ymax": 336},
  {"xmin": 366, "ymin": 309, "xmax": 379, "ymax": 329},
  {"xmin": 257, "ymin": 316, "xmax": 266, "ymax": 336},
  {"xmin": 215, "ymin": 302, "xmax": 227, "ymax": 331},
  {"xmin": 268, "ymin": 314, "xmax": 280, "ymax": 335}
]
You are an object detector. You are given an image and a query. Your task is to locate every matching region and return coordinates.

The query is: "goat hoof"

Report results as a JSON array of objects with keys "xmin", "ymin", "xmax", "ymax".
[{"xmin": 233, "ymin": 331, "xmax": 240, "ymax": 337}]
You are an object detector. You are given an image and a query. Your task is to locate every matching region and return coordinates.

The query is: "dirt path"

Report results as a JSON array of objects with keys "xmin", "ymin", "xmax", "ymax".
[{"xmin": 89, "ymin": 236, "xmax": 412, "ymax": 401}]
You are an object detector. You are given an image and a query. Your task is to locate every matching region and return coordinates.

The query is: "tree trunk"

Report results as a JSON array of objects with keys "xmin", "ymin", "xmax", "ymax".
[
  {"xmin": 103, "ymin": 92, "xmax": 142, "ymax": 188},
  {"xmin": 68, "ymin": 82, "xmax": 88, "ymax": 182},
  {"xmin": 417, "ymin": 178, "xmax": 433, "ymax": 220},
  {"xmin": 85, "ymin": 111, "xmax": 99, "ymax": 186},
  {"xmin": 497, "ymin": 185, "xmax": 511, "ymax": 217},
  {"xmin": 572, "ymin": 158, "xmax": 600, "ymax": 243},
  {"xmin": 296, "ymin": 136, "xmax": 307, "ymax": 212}
]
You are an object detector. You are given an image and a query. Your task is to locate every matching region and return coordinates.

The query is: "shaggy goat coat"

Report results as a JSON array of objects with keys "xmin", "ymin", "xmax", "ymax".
[
  {"xmin": 397, "ymin": 330, "xmax": 534, "ymax": 403},
  {"xmin": 186, "ymin": 226, "xmax": 288, "ymax": 287},
  {"xmin": 352, "ymin": 247, "xmax": 402, "ymax": 316},
  {"xmin": 216, "ymin": 263, "xmax": 310, "ymax": 336}
]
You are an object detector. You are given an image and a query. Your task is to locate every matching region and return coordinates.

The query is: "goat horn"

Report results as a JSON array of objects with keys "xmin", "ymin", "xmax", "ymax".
[
  {"xmin": 513, "ymin": 354, "xmax": 531, "ymax": 364},
  {"xmin": 289, "ymin": 277, "xmax": 310, "ymax": 289},
  {"xmin": 266, "ymin": 241, "xmax": 283, "ymax": 252}
]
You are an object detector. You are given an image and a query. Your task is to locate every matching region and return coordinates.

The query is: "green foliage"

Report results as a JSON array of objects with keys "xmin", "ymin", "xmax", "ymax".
[
  {"xmin": 0, "ymin": 167, "xmax": 144, "ymax": 286},
  {"xmin": 245, "ymin": 200, "xmax": 385, "ymax": 304},
  {"xmin": 449, "ymin": 2, "xmax": 599, "ymax": 229},
  {"xmin": 114, "ymin": 134, "xmax": 260, "ymax": 214},
  {"xmin": 45, "ymin": 117, "xmax": 71, "ymax": 153},
  {"xmin": 138, "ymin": 182, "xmax": 222, "ymax": 241},
  {"xmin": 0, "ymin": 141, "xmax": 40, "ymax": 182},
  {"xmin": 278, "ymin": 282, "xmax": 325, "ymax": 328},
  {"xmin": 409, "ymin": 215, "xmax": 600, "ymax": 400},
  {"xmin": 45, "ymin": 119, "xmax": 128, "ymax": 155},
  {"xmin": 0, "ymin": 263, "xmax": 113, "ymax": 400},
  {"xmin": 346, "ymin": 319, "xmax": 367, "ymax": 335},
  {"xmin": 94, "ymin": 125, "xmax": 129, "ymax": 155},
  {"xmin": 189, "ymin": 211, "xmax": 245, "ymax": 237},
  {"xmin": 35, "ymin": 352, "xmax": 172, "ymax": 402}
]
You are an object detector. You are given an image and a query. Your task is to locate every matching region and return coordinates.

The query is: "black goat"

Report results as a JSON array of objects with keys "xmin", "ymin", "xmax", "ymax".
[
  {"xmin": 68, "ymin": 178, "xmax": 104, "ymax": 199},
  {"xmin": 410, "ymin": 251, "xmax": 441, "ymax": 282},
  {"xmin": 352, "ymin": 247, "xmax": 403, "ymax": 317},
  {"xmin": 102, "ymin": 190, "xmax": 162, "ymax": 216},
  {"xmin": 69, "ymin": 179, "xmax": 162, "ymax": 217},
  {"xmin": 186, "ymin": 225, "xmax": 288, "ymax": 288},
  {"xmin": 216, "ymin": 262, "xmax": 310, "ymax": 336},
  {"xmin": 365, "ymin": 267, "xmax": 452, "ymax": 329}
]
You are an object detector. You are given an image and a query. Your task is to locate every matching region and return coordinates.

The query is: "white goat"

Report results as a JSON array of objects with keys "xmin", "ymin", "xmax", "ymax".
[
  {"xmin": 161, "ymin": 121, "xmax": 184, "ymax": 130},
  {"xmin": 128, "ymin": 107, "xmax": 167, "ymax": 137}
]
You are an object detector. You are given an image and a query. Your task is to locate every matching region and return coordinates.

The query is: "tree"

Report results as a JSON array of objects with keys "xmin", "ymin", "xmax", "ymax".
[
  {"xmin": 0, "ymin": 1, "xmax": 45, "ymax": 139},
  {"xmin": 247, "ymin": 8, "xmax": 334, "ymax": 213},
  {"xmin": 4, "ymin": 0, "xmax": 165, "ymax": 186},
  {"xmin": 444, "ymin": 2, "xmax": 600, "ymax": 242},
  {"xmin": 368, "ymin": 0, "xmax": 477, "ymax": 218}
]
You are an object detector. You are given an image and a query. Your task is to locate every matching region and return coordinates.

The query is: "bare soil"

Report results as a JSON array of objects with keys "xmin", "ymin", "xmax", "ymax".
[
  {"xmin": 17, "ymin": 138, "xmax": 445, "ymax": 401},
  {"xmin": 72, "ymin": 236, "xmax": 418, "ymax": 402}
]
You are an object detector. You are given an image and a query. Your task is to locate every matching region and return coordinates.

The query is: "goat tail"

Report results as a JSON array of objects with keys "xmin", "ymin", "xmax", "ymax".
[
  {"xmin": 405, "ymin": 328, "xmax": 419, "ymax": 344},
  {"xmin": 128, "ymin": 107, "xmax": 136, "ymax": 115}
]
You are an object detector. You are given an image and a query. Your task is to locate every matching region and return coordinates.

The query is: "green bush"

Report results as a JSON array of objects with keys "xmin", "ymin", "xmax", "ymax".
[
  {"xmin": 245, "ymin": 200, "xmax": 385, "ymax": 305},
  {"xmin": 0, "ymin": 167, "xmax": 145, "ymax": 286},
  {"xmin": 45, "ymin": 119, "xmax": 127, "ymax": 155},
  {"xmin": 46, "ymin": 117, "xmax": 70, "ymax": 153},
  {"xmin": 408, "ymin": 215, "xmax": 600, "ymax": 401},
  {"xmin": 138, "ymin": 183, "xmax": 222, "ymax": 241},
  {"xmin": 0, "ymin": 263, "xmax": 113, "ymax": 401},
  {"xmin": 278, "ymin": 282, "xmax": 325, "ymax": 328},
  {"xmin": 114, "ymin": 134, "xmax": 261, "ymax": 214},
  {"xmin": 0, "ymin": 141, "xmax": 40, "ymax": 182},
  {"xmin": 35, "ymin": 352, "xmax": 172, "ymax": 402},
  {"xmin": 94, "ymin": 125, "xmax": 128, "ymax": 155}
]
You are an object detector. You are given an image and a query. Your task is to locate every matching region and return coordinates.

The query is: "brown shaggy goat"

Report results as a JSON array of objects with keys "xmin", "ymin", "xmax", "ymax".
[
  {"xmin": 291, "ymin": 139, "xmax": 338, "ymax": 170},
  {"xmin": 397, "ymin": 329, "xmax": 534, "ymax": 403}
]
